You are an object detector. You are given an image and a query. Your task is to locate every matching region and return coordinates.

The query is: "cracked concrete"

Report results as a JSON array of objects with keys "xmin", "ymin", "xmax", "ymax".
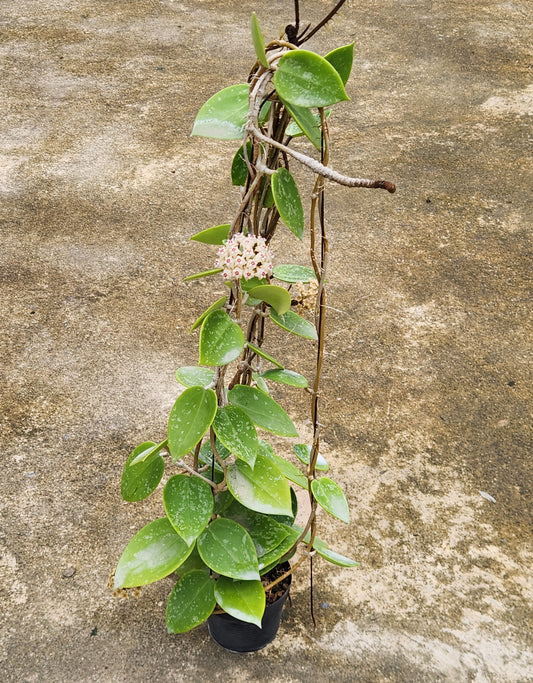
[{"xmin": 1, "ymin": 1, "xmax": 532, "ymax": 681}]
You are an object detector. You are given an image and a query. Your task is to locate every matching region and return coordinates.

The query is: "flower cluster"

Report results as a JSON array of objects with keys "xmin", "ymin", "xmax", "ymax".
[{"xmin": 214, "ymin": 233, "xmax": 274, "ymax": 282}]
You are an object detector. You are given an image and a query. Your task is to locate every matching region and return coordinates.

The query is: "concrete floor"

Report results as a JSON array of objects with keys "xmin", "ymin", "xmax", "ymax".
[{"xmin": 1, "ymin": 1, "xmax": 532, "ymax": 681}]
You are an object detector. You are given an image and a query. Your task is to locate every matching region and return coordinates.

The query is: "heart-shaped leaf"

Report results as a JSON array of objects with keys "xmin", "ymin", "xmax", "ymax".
[
  {"xmin": 163, "ymin": 474, "xmax": 214, "ymax": 545},
  {"xmin": 311, "ymin": 477, "xmax": 350, "ymax": 523},
  {"xmin": 167, "ymin": 386, "xmax": 217, "ymax": 459},
  {"xmin": 166, "ymin": 570, "xmax": 216, "ymax": 633},
  {"xmin": 273, "ymin": 50, "xmax": 349, "ymax": 108},
  {"xmin": 228, "ymin": 384, "xmax": 298, "ymax": 437},
  {"xmin": 246, "ymin": 285, "xmax": 291, "ymax": 315},
  {"xmin": 227, "ymin": 454, "xmax": 293, "ymax": 516},
  {"xmin": 175, "ymin": 366, "xmax": 215, "ymax": 388},
  {"xmin": 213, "ymin": 404, "xmax": 258, "ymax": 468},
  {"xmin": 114, "ymin": 518, "xmax": 193, "ymax": 588},
  {"xmin": 214, "ymin": 576, "xmax": 265, "ymax": 627},
  {"xmin": 199, "ymin": 310, "xmax": 244, "ymax": 366},
  {"xmin": 190, "ymin": 224, "xmax": 230, "ymax": 245},
  {"xmin": 269, "ymin": 309, "xmax": 318, "ymax": 340},
  {"xmin": 271, "ymin": 167, "xmax": 304, "ymax": 240},
  {"xmin": 197, "ymin": 518, "xmax": 260, "ymax": 581},
  {"xmin": 192, "ymin": 84, "xmax": 249, "ymax": 139}
]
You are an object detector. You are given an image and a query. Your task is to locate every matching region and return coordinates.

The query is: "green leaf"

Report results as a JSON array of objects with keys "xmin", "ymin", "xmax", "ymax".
[
  {"xmin": 227, "ymin": 454, "xmax": 293, "ymax": 516},
  {"xmin": 273, "ymin": 50, "xmax": 349, "ymax": 108},
  {"xmin": 251, "ymin": 12, "xmax": 268, "ymax": 68},
  {"xmin": 231, "ymin": 141, "xmax": 252, "ymax": 186},
  {"xmin": 199, "ymin": 310, "xmax": 244, "ymax": 366},
  {"xmin": 293, "ymin": 443, "xmax": 329, "ymax": 472},
  {"xmin": 311, "ymin": 477, "xmax": 350, "ymax": 523},
  {"xmin": 189, "ymin": 296, "xmax": 227, "ymax": 333},
  {"xmin": 190, "ymin": 224, "xmax": 230, "ymax": 245},
  {"xmin": 166, "ymin": 570, "xmax": 216, "ymax": 633},
  {"xmin": 223, "ymin": 500, "xmax": 290, "ymax": 558},
  {"xmin": 269, "ymin": 310, "xmax": 318, "ymax": 340},
  {"xmin": 273, "ymin": 264, "xmax": 317, "ymax": 283},
  {"xmin": 252, "ymin": 372, "xmax": 269, "ymax": 394},
  {"xmin": 163, "ymin": 474, "xmax": 214, "ymax": 545},
  {"xmin": 281, "ymin": 97, "xmax": 322, "ymax": 150},
  {"xmin": 242, "ymin": 276, "xmax": 268, "ymax": 292},
  {"xmin": 271, "ymin": 167, "xmax": 304, "ymax": 240},
  {"xmin": 315, "ymin": 545, "xmax": 359, "ymax": 567},
  {"xmin": 121, "ymin": 441, "xmax": 164, "ymax": 502},
  {"xmin": 175, "ymin": 366, "xmax": 215, "ymax": 388},
  {"xmin": 213, "ymin": 404, "xmax": 258, "ymax": 468},
  {"xmin": 215, "ymin": 576, "xmax": 265, "ymax": 627},
  {"xmin": 246, "ymin": 284, "xmax": 291, "ymax": 315},
  {"xmin": 228, "ymin": 384, "xmax": 298, "ymax": 437},
  {"xmin": 129, "ymin": 438, "xmax": 168, "ymax": 466},
  {"xmin": 197, "ymin": 518, "xmax": 260, "ymax": 580},
  {"xmin": 167, "ymin": 387, "xmax": 217, "ymax": 459},
  {"xmin": 176, "ymin": 545, "xmax": 209, "ymax": 576},
  {"xmin": 247, "ymin": 341, "xmax": 284, "ymax": 369},
  {"xmin": 192, "ymin": 84, "xmax": 249, "ymax": 139},
  {"xmin": 260, "ymin": 450, "xmax": 308, "ymax": 489},
  {"xmin": 258, "ymin": 525, "xmax": 299, "ymax": 573},
  {"xmin": 114, "ymin": 518, "xmax": 193, "ymax": 588},
  {"xmin": 261, "ymin": 368, "xmax": 308, "ymax": 388},
  {"xmin": 285, "ymin": 107, "xmax": 331, "ymax": 144},
  {"xmin": 324, "ymin": 43, "xmax": 354, "ymax": 86},
  {"xmin": 183, "ymin": 268, "xmax": 223, "ymax": 281}
]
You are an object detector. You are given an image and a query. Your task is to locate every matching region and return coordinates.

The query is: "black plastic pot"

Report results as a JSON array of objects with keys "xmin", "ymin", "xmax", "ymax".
[{"xmin": 208, "ymin": 569, "xmax": 292, "ymax": 652}]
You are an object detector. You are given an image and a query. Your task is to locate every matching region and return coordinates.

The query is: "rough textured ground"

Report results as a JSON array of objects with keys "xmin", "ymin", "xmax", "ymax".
[{"xmin": 1, "ymin": 1, "xmax": 532, "ymax": 681}]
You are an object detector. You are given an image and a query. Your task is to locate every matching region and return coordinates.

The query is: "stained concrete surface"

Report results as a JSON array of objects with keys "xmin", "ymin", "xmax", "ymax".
[{"xmin": 1, "ymin": 1, "xmax": 532, "ymax": 681}]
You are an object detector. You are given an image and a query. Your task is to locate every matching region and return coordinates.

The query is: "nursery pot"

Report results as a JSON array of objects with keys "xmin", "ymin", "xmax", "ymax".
[{"xmin": 208, "ymin": 564, "xmax": 292, "ymax": 652}]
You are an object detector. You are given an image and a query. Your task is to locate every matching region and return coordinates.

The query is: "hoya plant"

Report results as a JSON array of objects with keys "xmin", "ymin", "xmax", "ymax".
[{"xmin": 113, "ymin": 1, "xmax": 395, "ymax": 636}]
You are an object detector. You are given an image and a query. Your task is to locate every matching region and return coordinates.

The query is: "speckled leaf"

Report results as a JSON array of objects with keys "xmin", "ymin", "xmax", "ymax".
[
  {"xmin": 311, "ymin": 477, "xmax": 350, "ymax": 523},
  {"xmin": 175, "ymin": 366, "xmax": 215, "ymax": 388},
  {"xmin": 223, "ymin": 500, "xmax": 290, "ymax": 558},
  {"xmin": 192, "ymin": 84, "xmax": 249, "ymax": 139},
  {"xmin": 163, "ymin": 474, "xmax": 214, "ymax": 545},
  {"xmin": 269, "ymin": 309, "xmax": 318, "ymax": 340},
  {"xmin": 271, "ymin": 168, "xmax": 304, "ymax": 240},
  {"xmin": 214, "ymin": 576, "xmax": 265, "ymax": 627},
  {"xmin": 273, "ymin": 50, "xmax": 349, "ymax": 108},
  {"xmin": 197, "ymin": 518, "xmax": 260, "ymax": 581},
  {"xmin": 167, "ymin": 386, "xmax": 217, "ymax": 459},
  {"xmin": 199, "ymin": 310, "xmax": 245, "ymax": 366},
  {"xmin": 273, "ymin": 264, "xmax": 317, "ymax": 283},
  {"xmin": 121, "ymin": 441, "xmax": 165, "ymax": 502},
  {"xmin": 166, "ymin": 570, "xmax": 216, "ymax": 633},
  {"xmin": 227, "ymin": 453, "xmax": 293, "ymax": 516},
  {"xmin": 190, "ymin": 224, "xmax": 230, "ymax": 245},
  {"xmin": 213, "ymin": 404, "xmax": 258, "ymax": 468},
  {"xmin": 114, "ymin": 518, "xmax": 193, "ymax": 589},
  {"xmin": 228, "ymin": 384, "xmax": 298, "ymax": 437}
]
